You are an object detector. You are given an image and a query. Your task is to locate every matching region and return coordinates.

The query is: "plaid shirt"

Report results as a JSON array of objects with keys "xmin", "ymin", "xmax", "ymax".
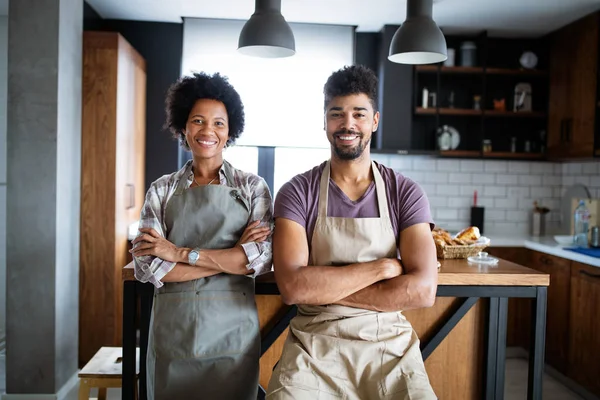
[{"xmin": 133, "ymin": 160, "xmax": 274, "ymax": 288}]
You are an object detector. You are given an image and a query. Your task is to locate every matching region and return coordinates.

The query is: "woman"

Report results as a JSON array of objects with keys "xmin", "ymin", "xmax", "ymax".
[{"xmin": 131, "ymin": 72, "xmax": 273, "ymax": 400}]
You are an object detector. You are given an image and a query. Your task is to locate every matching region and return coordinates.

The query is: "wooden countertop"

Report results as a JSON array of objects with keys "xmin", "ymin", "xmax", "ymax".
[{"xmin": 123, "ymin": 258, "xmax": 549, "ymax": 286}]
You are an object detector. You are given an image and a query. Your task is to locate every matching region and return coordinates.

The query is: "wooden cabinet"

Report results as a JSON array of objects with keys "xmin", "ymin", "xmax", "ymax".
[
  {"xmin": 568, "ymin": 261, "xmax": 600, "ymax": 397},
  {"xmin": 548, "ymin": 12, "xmax": 599, "ymax": 159},
  {"xmin": 530, "ymin": 251, "xmax": 571, "ymax": 373},
  {"xmin": 79, "ymin": 31, "xmax": 146, "ymax": 366}
]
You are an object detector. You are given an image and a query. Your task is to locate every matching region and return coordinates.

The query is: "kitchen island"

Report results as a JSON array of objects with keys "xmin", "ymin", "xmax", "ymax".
[{"xmin": 121, "ymin": 257, "xmax": 549, "ymax": 400}]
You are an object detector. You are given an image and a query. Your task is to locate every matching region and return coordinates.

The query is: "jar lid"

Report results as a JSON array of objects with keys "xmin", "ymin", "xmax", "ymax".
[{"xmin": 468, "ymin": 252, "xmax": 499, "ymax": 265}]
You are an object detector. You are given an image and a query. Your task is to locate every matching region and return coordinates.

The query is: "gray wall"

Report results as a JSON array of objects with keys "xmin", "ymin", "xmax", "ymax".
[
  {"xmin": 5, "ymin": 0, "xmax": 81, "ymax": 395},
  {"xmin": 0, "ymin": 16, "xmax": 7, "ymax": 350}
]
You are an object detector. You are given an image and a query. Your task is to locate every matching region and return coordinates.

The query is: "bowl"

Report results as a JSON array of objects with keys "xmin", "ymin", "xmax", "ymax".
[{"xmin": 553, "ymin": 235, "xmax": 574, "ymax": 246}]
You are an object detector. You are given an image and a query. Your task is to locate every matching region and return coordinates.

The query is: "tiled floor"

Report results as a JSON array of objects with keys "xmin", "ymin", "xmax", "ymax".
[
  {"xmin": 504, "ymin": 357, "xmax": 583, "ymax": 400},
  {"xmin": 0, "ymin": 354, "xmax": 589, "ymax": 399}
]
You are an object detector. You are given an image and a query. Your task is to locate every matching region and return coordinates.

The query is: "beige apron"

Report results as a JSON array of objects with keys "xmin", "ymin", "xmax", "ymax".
[
  {"xmin": 267, "ymin": 160, "xmax": 437, "ymax": 400},
  {"xmin": 146, "ymin": 162, "xmax": 260, "ymax": 400}
]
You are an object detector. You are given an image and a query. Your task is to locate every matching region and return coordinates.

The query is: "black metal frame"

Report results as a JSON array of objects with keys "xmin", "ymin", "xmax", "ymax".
[{"xmin": 122, "ymin": 282, "xmax": 547, "ymax": 400}]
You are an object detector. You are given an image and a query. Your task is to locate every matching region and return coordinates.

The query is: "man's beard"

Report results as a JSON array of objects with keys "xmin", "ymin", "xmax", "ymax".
[{"xmin": 332, "ymin": 129, "xmax": 370, "ymax": 160}]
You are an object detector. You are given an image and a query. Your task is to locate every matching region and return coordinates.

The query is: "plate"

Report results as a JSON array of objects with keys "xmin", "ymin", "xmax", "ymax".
[{"xmin": 437, "ymin": 125, "xmax": 460, "ymax": 150}]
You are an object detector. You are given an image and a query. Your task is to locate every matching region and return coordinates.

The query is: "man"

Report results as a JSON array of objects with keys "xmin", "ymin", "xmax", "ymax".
[{"xmin": 267, "ymin": 65, "xmax": 438, "ymax": 399}]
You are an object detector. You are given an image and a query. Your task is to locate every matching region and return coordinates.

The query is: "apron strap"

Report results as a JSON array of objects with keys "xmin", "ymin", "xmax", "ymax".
[
  {"xmin": 317, "ymin": 160, "xmax": 331, "ymax": 218},
  {"xmin": 173, "ymin": 162, "xmax": 194, "ymax": 196},
  {"xmin": 318, "ymin": 160, "xmax": 391, "ymax": 220},
  {"xmin": 371, "ymin": 161, "xmax": 391, "ymax": 220}
]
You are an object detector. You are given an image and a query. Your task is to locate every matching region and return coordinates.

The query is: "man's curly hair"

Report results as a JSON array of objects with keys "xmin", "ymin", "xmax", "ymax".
[
  {"xmin": 323, "ymin": 65, "xmax": 379, "ymax": 112},
  {"xmin": 164, "ymin": 72, "xmax": 245, "ymax": 149}
]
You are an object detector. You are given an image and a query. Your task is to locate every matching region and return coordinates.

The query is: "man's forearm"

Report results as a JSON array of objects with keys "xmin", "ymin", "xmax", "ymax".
[
  {"xmin": 161, "ymin": 263, "xmax": 221, "ymax": 282},
  {"xmin": 277, "ymin": 259, "xmax": 397, "ymax": 306},
  {"xmin": 335, "ymin": 272, "xmax": 437, "ymax": 312}
]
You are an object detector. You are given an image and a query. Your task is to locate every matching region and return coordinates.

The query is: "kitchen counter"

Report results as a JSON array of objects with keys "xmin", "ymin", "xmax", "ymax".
[
  {"xmin": 487, "ymin": 235, "xmax": 600, "ymax": 268},
  {"xmin": 122, "ymin": 258, "xmax": 549, "ymax": 400}
]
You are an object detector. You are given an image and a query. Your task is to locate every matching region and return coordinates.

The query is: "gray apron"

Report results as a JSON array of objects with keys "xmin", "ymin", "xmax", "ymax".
[{"xmin": 146, "ymin": 163, "xmax": 260, "ymax": 400}]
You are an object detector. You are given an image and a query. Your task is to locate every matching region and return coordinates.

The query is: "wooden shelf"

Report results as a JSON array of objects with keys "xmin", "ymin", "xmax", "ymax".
[
  {"xmin": 416, "ymin": 66, "xmax": 483, "ymax": 73},
  {"xmin": 439, "ymin": 150, "xmax": 481, "ymax": 158},
  {"xmin": 484, "ymin": 110, "xmax": 547, "ymax": 118},
  {"xmin": 415, "ymin": 65, "xmax": 548, "ymax": 76},
  {"xmin": 416, "ymin": 107, "xmax": 482, "ymax": 116},
  {"xmin": 483, "ymin": 152, "xmax": 545, "ymax": 159},
  {"xmin": 486, "ymin": 68, "xmax": 548, "ymax": 76}
]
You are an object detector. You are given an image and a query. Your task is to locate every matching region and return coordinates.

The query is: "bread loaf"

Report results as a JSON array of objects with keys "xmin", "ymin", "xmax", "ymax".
[{"xmin": 455, "ymin": 226, "xmax": 480, "ymax": 242}]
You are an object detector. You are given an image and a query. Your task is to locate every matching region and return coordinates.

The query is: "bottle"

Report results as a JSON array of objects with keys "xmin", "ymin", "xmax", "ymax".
[
  {"xmin": 422, "ymin": 87, "xmax": 429, "ymax": 109},
  {"xmin": 510, "ymin": 137, "xmax": 517, "ymax": 153},
  {"xmin": 573, "ymin": 200, "xmax": 591, "ymax": 247}
]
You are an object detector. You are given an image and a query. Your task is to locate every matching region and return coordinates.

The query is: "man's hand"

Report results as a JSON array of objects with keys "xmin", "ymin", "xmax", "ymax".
[
  {"xmin": 379, "ymin": 258, "xmax": 404, "ymax": 280},
  {"xmin": 130, "ymin": 228, "xmax": 185, "ymax": 263},
  {"xmin": 236, "ymin": 220, "xmax": 271, "ymax": 246}
]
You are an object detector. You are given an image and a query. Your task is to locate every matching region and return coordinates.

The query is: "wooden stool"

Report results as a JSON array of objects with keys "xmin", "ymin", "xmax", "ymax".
[{"xmin": 78, "ymin": 346, "xmax": 140, "ymax": 400}]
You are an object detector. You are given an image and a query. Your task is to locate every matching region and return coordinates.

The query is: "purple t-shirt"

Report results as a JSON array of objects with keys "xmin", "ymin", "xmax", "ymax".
[{"xmin": 274, "ymin": 161, "xmax": 435, "ymax": 246}]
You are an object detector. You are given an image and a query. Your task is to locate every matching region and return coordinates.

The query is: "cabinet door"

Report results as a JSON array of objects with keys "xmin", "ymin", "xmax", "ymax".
[
  {"xmin": 568, "ymin": 261, "xmax": 600, "ymax": 397},
  {"xmin": 566, "ymin": 13, "xmax": 598, "ymax": 158},
  {"xmin": 547, "ymin": 27, "xmax": 572, "ymax": 159},
  {"xmin": 530, "ymin": 251, "xmax": 571, "ymax": 374}
]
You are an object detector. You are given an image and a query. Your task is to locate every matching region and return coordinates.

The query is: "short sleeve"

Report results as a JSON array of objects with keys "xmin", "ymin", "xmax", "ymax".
[
  {"xmin": 274, "ymin": 177, "xmax": 308, "ymax": 229},
  {"xmin": 397, "ymin": 179, "xmax": 435, "ymax": 232}
]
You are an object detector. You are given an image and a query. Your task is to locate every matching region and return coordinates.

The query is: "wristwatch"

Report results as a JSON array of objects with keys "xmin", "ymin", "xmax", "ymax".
[{"xmin": 188, "ymin": 248, "xmax": 201, "ymax": 266}]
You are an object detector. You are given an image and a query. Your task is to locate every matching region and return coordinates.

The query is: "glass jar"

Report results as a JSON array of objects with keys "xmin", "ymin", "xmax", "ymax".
[{"xmin": 482, "ymin": 139, "xmax": 492, "ymax": 153}]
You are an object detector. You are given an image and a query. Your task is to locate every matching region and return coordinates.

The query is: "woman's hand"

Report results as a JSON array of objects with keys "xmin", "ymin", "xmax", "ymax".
[
  {"xmin": 236, "ymin": 220, "xmax": 271, "ymax": 246},
  {"xmin": 130, "ymin": 228, "xmax": 183, "ymax": 262}
]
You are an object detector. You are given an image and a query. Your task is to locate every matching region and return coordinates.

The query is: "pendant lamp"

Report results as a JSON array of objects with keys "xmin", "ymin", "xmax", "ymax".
[
  {"xmin": 238, "ymin": 0, "xmax": 296, "ymax": 58},
  {"xmin": 388, "ymin": 0, "xmax": 447, "ymax": 65}
]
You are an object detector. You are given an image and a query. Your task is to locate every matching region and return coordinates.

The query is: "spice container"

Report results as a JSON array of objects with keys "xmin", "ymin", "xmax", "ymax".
[
  {"xmin": 482, "ymin": 139, "xmax": 492, "ymax": 153},
  {"xmin": 460, "ymin": 41, "xmax": 477, "ymax": 67}
]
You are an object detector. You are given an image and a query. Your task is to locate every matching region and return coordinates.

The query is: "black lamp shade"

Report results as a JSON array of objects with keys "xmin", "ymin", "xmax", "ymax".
[
  {"xmin": 238, "ymin": 0, "xmax": 296, "ymax": 58},
  {"xmin": 388, "ymin": 0, "xmax": 447, "ymax": 65}
]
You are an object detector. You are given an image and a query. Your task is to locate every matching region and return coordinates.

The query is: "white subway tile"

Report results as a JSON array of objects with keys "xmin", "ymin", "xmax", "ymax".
[
  {"xmin": 413, "ymin": 158, "xmax": 438, "ymax": 171},
  {"xmin": 588, "ymin": 176, "xmax": 600, "ymax": 188},
  {"xmin": 436, "ymin": 159, "xmax": 459, "ymax": 172},
  {"xmin": 553, "ymin": 187, "xmax": 563, "ymax": 198},
  {"xmin": 460, "ymin": 185, "xmax": 485, "ymax": 196},
  {"xmin": 449, "ymin": 173, "xmax": 471, "ymax": 184},
  {"xmin": 477, "ymin": 197, "xmax": 495, "ymax": 207},
  {"xmin": 572, "ymin": 176, "xmax": 590, "ymax": 186},
  {"xmin": 544, "ymin": 199, "xmax": 560, "ymax": 211},
  {"xmin": 531, "ymin": 162, "xmax": 554, "ymax": 174},
  {"xmin": 494, "ymin": 197, "xmax": 518, "ymax": 209},
  {"xmin": 460, "ymin": 160, "xmax": 484, "ymax": 172},
  {"xmin": 439, "ymin": 220, "xmax": 469, "ymax": 233},
  {"xmin": 471, "ymin": 173, "xmax": 495, "ymax": 184},
  {"xmin": 515, "ymin": 222, "xmax": 530, "ymax": 235},
  {"xmin": 518, "ymin": 197, "xmax": 535, "ymax": 209},
  {"xmin": 436, "ymin": 184, "xmax": 460, "ymax": 196},
  {"xmin": 561, "ymin": 163, "xmax": 569, "ymax": 175},
  {"xmin": 484, "ymin": 160, "xmax": 508, "ymax": 173},
  {"xmin": 555, "ymin": 164, "xmax": 564, "ymax": 175},
  {"xmin": 484, "ymin": 186, "xmax": 507, "ymax": 197},
  {"xmin": 371, "ymin": 154, "xmax": 391, "ymax": 165},
  {"xmin": 428, "ymin": 196, "xmax": 448, "ymax": 208},
  {"xmin": 388, "ymin": 156, "xmax": 412, "ymax": 171},
  {"xmin": 496, "ymin": 174, "xmax": 519, "ymax": 185},
  {"xmin": 566, "ymin": 163, "xmax": 583, "ymax": 175},
  {"xmin": 508, "ymin": 186, "xmax": 530, "ymax": 198},
  {"xmin": 582, "ymin": 162, "xmax": 599, "ymax": 175},
  {"xmin": 423, "ymin": 172, "xmax": 449, "ymax": 183},
  {"xmin": 530, "ymin": 187, "xmax": 553, "ymax": 199},
  {"xmin": 506, "ymin": 210, "xmax": 529, "ymax": 222},
  {"xmin": 562, "ymin": 176, "xmax": 575, "ymax": 186},
  {"xmin": 486, "ymin": 210, "xmax": 506, "ymax": 221},
  {"xmin": 419, "ymin": 183, "xmax": 437, "ymax": 196},
  {"xmin": 518, "ymin": 175, "xmax": 542, "ymax": 186},
  {"xmin": 458, "ymin": 209, "xmax": 471, "ymax": 220},
  {"xmin": 437, "ymin": 209, "xmax": 459, "ymax": 220},
  {"xmin": 487, "ymin": 222, "xmax": 518, "ymax": 235},
  {"xmin": 402, "ymin": 171, "xmax": 425, "ymax": 183},
  {"xmin": 448, "ymin": 196, "xmax": 470, "ymax": 208},
  {"xmin": 508, "ymin": 162, "xmax": 531, "ymax": 174},
  {"xmin": 543, "ymin": 175, "xmax": 561, "ymax": 186}
]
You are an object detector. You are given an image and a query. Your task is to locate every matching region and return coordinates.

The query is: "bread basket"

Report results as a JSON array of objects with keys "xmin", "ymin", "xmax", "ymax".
[{"xmin": 435, "ymin": 240, "xmax": 490, "ymax": 259}]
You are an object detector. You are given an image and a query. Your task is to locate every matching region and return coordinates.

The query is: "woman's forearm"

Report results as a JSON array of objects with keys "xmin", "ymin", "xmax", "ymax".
[{"xmin": 176, "ymin": 246, "xmax": 253, "ymax": 275}]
